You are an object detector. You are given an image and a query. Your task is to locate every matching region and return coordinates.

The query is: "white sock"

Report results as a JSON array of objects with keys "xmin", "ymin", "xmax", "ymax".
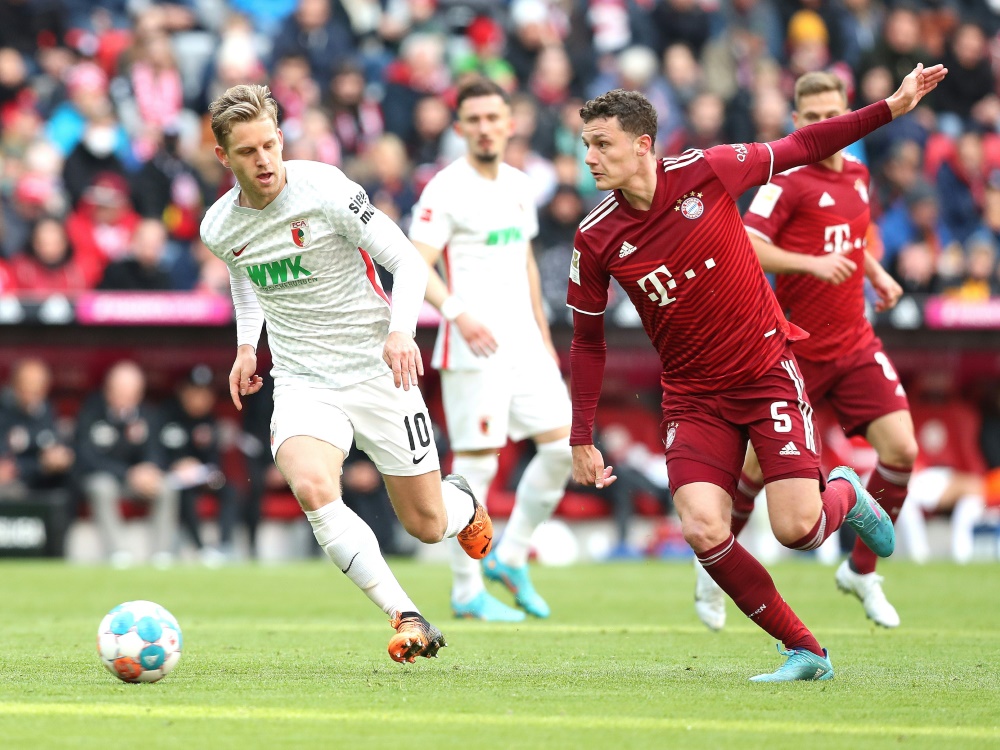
[
  {"xmin": 448, "ymin": 454, "xmax": 499, "ymax": 604},
  {"xmin": 952, "ymin": 494, "xmax": 985, "ymax": 564},
  {"xmin": 498, "ymin": 438, "xmax": 572, "ymax": 568},
  {"xmin": 896, "ymin": 498, "xmax": 930, "ymax": 564},
  {"xmin": 441, "ymin": 474, "xmax": 478, "ymax": 538},
  {"xmin": 305, "ymin": 500, "xmax": 417, "ymax": 616}
]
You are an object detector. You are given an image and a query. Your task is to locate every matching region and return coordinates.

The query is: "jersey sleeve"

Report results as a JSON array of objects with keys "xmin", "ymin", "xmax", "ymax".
[
  {"xmin": 522, "ymin": 175, "xmax": 539, "ymax": 240},
  {"xmin": 321, "ymin": 167, "xmax": 376, "ymax": 248},
  {"xmin": 566, "ymin": 232, "xmax": 610, "ymax": 315},
  {"xmin": 742, "ymin": 173, "xmax": 798, "ymax": 245},
  {"xmin": 704, "ymin": 143, "xmax": 775, "ymax": 200},
  {"xmin": 408, "ymin": 177, "xmax": 454, "ymax": 250}
]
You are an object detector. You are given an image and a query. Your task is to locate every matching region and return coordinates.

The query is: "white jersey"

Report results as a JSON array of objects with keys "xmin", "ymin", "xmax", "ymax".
[
  {"xmin": 201, "ymin": 160, "xmax": 395, "ymax": 390},
  {"xmin": 410, "ymin": 158, "xmax": 541, "ymax": 371}
]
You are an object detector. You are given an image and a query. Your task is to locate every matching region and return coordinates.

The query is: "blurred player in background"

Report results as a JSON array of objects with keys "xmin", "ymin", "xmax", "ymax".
[
  {"xmin": 693, "ymin": 72, "xmax": 917, "ymax": 632},
  {"xmin": 568, "ymin": 63, "xmax": 946, "ymax": 681},
  {"xmin": 200, "ymin": 84, "xmax": 494, "ymax": 663},
  {"xmin": 411, "ymin": 78, "xmax": 573, "ymax": 622}
]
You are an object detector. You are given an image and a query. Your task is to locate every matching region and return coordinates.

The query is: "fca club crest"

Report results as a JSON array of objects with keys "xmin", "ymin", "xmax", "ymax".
[
  {"xmin": 291, "ymin": 219, "xmax": 311, "ymax": 248},
  {"xmin": 664, "ymin": 421, "xmax": 678, "ymax": 449}
]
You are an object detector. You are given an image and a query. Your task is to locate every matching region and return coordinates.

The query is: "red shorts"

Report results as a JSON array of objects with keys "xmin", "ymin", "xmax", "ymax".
[
  {"xmin": 795, "ymin": 337, "xmax": 910, "ymax": 438},
  {"xmin": 661, "ymin": 346, "xmax": 822, "ymax": 497}
]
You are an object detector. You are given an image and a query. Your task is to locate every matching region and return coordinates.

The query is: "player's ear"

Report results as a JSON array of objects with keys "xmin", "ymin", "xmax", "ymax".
[
  {"xmin": 214, "ymin": 144, "xmax": 230, "ymax": 169},
  {"xmin": 791, "ymin": 112, "xmax": 799, "ymax": 129},
  {"xmin": 635, "ymin": 134, "xmax": 653, "ymax": 157},
  {"xmin": 277, "ymin": 127, "xmax": 284, "ymax": 152}
]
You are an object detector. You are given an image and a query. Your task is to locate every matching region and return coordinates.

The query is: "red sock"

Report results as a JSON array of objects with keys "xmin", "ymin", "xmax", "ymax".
[
  {"xmin": 732, "ymin": 472, "xmax": 761, "ymax": 537},
  {"xmin": 851, "ymin": 462, "xmax": 910, "ymax": 574},
  {"xmin": 789, "ymin": 478, "xmax": 855, "ymax": 550},
  {"xmin": 697, "ymin": 534, "xmax": 822, "ymax": 655}
]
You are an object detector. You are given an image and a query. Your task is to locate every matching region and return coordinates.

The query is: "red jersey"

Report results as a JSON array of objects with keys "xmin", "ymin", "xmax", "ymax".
[
  {"xmin": 568, "ymin": 145, "xmax": 803, "ymax": 396},
  {"xmin": 743, "ymin": 155, "xmax": 876, "ymax": 362}
]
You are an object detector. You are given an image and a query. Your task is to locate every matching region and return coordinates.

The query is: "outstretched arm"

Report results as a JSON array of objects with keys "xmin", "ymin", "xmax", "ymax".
[{"xmin": 768, "ymin": 64, "xmax": 948, "ymax": 177}]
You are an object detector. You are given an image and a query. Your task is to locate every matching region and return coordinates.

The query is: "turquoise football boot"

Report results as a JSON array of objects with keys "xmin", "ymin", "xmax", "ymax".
[
  {"xmin": 451, "ymin": 590, "xmax": 525, "ymax": 622},
  {"xmin": 830, "ymin": 466, "xmax": 895, "ymax": 557},
  {"xmin": 483, "ymin": 550, "xmax": 551, "ymax": 618},
  {"xmin": 749, "ymin": 643, "xmax": 834, "ymax": 682}
]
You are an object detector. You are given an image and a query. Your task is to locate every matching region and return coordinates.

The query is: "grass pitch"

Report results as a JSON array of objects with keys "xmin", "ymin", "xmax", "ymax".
[{"xmin": 0, "ymin": 558, "xmax": 997, "ymax": 749}]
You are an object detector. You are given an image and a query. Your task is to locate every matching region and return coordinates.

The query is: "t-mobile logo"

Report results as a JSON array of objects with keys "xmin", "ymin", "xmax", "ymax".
[
  {"xmin": 823, "ymin": 224, "xmax": 852, "ymax": 254},
  {"xmin": 638, "ymin": 265, "xmax": 678, "ymax": 307}
]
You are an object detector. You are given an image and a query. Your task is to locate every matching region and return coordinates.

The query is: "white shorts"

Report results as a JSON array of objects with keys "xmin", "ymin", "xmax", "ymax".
[
  {"xmin": 441, "ymin": 352, "xmax": 571, "ymax": 451},
  {"xmin": 270, "ymin": 373, "xmax": 441, "ymax": 477},
  {"xmin": 907, "ymin": 467, "xmax": 953, "ymax": 510}
]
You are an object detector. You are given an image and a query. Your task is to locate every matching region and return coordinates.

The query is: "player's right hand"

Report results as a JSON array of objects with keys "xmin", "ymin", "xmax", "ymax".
[
  {"xmin": 229, "ymin": 345, "xmax": 263, "ymax": 411},
  {"xmin": 572, "ymin": 444, "xmax": 617, "ymax": 488},
  {"xmin": 810, "ymin": 253, "xmax": 857, "ymax": 284},
  {"xmin": 455, "ymin": 313, "xmax": 498, "ymax": 357}
]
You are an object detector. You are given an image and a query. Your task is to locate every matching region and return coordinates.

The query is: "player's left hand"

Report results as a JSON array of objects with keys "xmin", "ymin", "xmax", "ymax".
[
  {"xmin": 384, "ymin": 331, "xmax": 423, "ymax": 391},
  {"xmin": 886, "ymin": 63, "xmax": 948, "ymax": 118},
  {"xmin": 870, "ymin": 269, "xmax": 903, "ymax": 312},
  {"xmin": 572, "ymin": 444, "xmax": 617, "ymax": 488}
]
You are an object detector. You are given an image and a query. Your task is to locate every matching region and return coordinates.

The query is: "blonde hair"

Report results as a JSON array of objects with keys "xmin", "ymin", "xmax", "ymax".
[
  {"xmin": 793, "ymin": 72, "xmax": 847, "ymax": 112},
  {"xmin": 208, "ymin": 84, "xmax": 279, "ymax": 147}
]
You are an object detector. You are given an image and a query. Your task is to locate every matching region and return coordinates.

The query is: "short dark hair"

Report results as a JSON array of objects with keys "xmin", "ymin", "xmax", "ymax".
[
  {"xmin": 580, "ymin": 89, "xmax": 657, "ymax": 146},
  {"xmin": 456, "ymin": 78, "xmax": 510, "ymax": 111}
]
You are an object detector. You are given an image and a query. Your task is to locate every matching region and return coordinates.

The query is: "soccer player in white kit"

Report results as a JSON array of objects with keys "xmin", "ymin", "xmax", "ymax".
[
  {"xmin": 199, "ymin": 84, "xmax": 495, "ymax": 663},
  {"xmin": 410, "ymin": 79, "xmax": 573, "ymax": 621}
]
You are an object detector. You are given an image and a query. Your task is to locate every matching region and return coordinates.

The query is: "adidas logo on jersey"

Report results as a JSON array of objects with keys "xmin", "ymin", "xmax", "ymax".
[
  {"xmin": 619, "ymin": 241, "xmax": 637, "ymax": 258},
  {"xmin": 779, "ymin": 441, "xmax": 800, "ymax": 456},
  {"xmin": 819, "ymin": 192, "xmax": 836, "ymax": 207}
]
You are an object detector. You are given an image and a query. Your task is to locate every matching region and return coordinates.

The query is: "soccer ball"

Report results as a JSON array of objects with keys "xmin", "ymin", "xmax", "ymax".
[{"xmin": 96, "ymin": 600, "xmax": 183, "ymax": 683}]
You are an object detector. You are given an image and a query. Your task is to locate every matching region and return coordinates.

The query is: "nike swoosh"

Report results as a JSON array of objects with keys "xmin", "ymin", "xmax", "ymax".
[
  {"xmin": 341, "ymin": 552, "xmax": 359, "ymax": 574},
  {"xmin": 412, "ymin": 451, "xmax": 429, "ymax": 464},
  {"xmin": 233, "ymin": 242, "xmax": 250, "ymax": 257}
]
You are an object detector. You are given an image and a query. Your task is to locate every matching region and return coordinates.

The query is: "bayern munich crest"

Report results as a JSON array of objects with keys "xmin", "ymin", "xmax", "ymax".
[
  {"xmin": 664, "ymin": 421, "xmax": 678, "ymax": 449},
  {"xmin": 675, "ymin": 191, "xmax": 704, "ymax": 220},
  {"xmin": 291, "ymin": 219, "xmax": 311, "ymax": 248}
]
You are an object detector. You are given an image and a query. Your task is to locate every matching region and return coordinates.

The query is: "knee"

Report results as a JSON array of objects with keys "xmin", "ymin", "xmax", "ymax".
[
  {"xmin": 400, "ymin": 511, "xmax": 446, "ymax": 545},
  {"xmin": 772, "ymin": 514, "xmax": 816, "ymax": 547},
  {"xmin": 681, "ymin": 514, "xmax": 729, "ymax": 554},
  {"xmin": 879, "ymin": 437, "xmax": 919, "ymax": 470},
  {"xmin": 290, "ymin": 472, "xmax": 340, "ymax": 511}
]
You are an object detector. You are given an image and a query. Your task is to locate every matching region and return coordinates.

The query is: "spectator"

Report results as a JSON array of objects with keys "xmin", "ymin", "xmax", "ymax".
[
  {"xmin": 158, "ymin": 364, "xmax": 239, "ymax": 566},
  {"xmin": 664, "ymin": 91, "xmax": 729, "ymax": 155},
  {"xmin": 948, "ymin": 232, "xmax": 999, "ymax": 302},
  {"xmin": 362, "ymin": 133, "xmax": 416, "ymax": 224},
  {"xmin": 0, "ymin": 358, "xmax": 75, "ymax": 507},
  {"xmin": 839, "ymin": 0, "xmax": 884, "ymax": 71},
  {"xmin": 271, "ymin": 0, "xmax": 355, "ymax": 87},
  {"xmin": 66, "ymin": 171, "xmax": 141, "ymax": 287},
  {"xmin": 452, "ymin": 16, "xmax": 517, "ymax": 91},
  {"xmin": 97, "ymin": 218, "xmax": 174, "ymax": 291},
  {"xmin": 893, "ymin": 241, "xmax": 941, "ymax": 295},
  {"xmin": 62, "ymin": 108, "xmax": 130, "ymax": 208},
  {"xmin": 74, "ymin": 360, "xmax": 178, "ymax": 568},
  {"xmin": 129, "ymin": 124, "xmax": 206, "ymax": 288},
  {"xmin": 45, "ymin": 62, "xmax": 130, "ymax": 162},
  {"xmin": 325, "ymin": 61, "xmax": 383, "ymax": 160},
  {"xmin": 1, "ymin": 172, "xmax": 65, "ymax": 260},
  {"xmin": 282, "ymin": 105, "xmax": 342, "ymax": 166},
  {"xmin": 650, "ymin": 0, "xmax": 712, "ymax": 58},
  {"xmin": 382, "ymin": 33, "xmax": 450, "ymax": 146},
  {"xmin": 937, "ymin": 130, "xmax": 997, "ymax": 244},
  {"xmin": 857, "ymin": 4, "xmax": 928, "ymax": 83},
  {"xmin": 8, "ymin": 216, "xmax": 89, "ymax": 294},
  {"xmin": 879, "ymin": 180, "xmax": 958, "ymax": 272},
  {"xmin": 934, "ymin": 22, "xmax": 999, "ymax": 137},
  {"xmin": 407, "ymin": 94, "xmax": 452, "ymax": 167},
  {"xmin": 506, "ymin": 0, "xmax": 563, "ymax": 86},
  {"xmin": 268, "ymin": 54, "xmax": 321, "ymax": 130}
]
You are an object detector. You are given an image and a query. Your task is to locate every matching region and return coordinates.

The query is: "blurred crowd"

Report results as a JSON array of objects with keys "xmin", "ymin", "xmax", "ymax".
[{"xmin": 0, "ymin": 0, "xmax": 997, "ymax": 313}]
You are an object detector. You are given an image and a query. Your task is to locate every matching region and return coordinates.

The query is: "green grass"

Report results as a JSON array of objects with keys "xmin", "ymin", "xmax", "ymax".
[{"xmin": 0, "ymin": 559, "xmax": 998, "ymax": 749}]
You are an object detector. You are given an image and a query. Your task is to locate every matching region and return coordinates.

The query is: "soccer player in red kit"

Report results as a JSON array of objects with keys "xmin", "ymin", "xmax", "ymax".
[
  {"xmin": 693, "ymin": 72, "xmax": 916, "ymax": 634},
  {"xmin": 569, "ymin": 63, "xmax": 947, "ymax": 682}
]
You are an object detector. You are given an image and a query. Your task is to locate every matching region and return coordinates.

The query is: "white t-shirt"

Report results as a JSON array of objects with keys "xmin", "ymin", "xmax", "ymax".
[
  {"xmin": 409, "ymin": 158, "xmax": 541, "ymax": 371},
  {"xmin": 201, "ymin": 160, "xmax": 409, "ymax": 390}
]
